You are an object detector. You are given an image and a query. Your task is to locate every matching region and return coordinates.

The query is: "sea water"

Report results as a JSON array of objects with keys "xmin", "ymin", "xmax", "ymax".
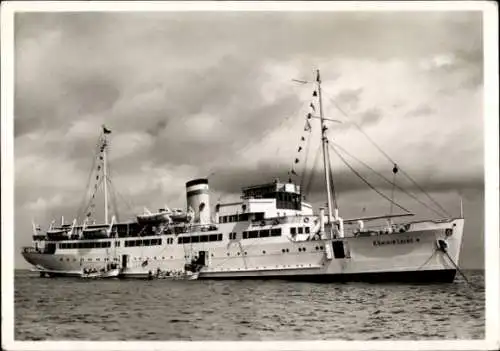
[{"xmin": 14, "ymin": 270, "xmax": 484, "ymax": 340}]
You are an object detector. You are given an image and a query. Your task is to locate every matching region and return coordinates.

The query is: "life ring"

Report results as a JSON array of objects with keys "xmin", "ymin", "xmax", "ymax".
[{"xmin": 304, "ymin": 217, "xmax": 310, "ymax": 223}]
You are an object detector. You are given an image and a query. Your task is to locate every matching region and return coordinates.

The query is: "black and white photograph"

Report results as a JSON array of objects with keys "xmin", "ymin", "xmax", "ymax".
[{"xmin": 1, "ymin": 1, "xmax": 498, "ymax": 350}]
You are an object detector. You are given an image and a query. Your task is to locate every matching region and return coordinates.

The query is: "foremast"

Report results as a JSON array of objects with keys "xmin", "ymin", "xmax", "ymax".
[{"xmin": 316, "ymin": 70, "xmax": 335, "ymax": 226}]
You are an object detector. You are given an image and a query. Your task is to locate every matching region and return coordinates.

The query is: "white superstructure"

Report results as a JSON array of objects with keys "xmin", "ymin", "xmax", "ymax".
[{"xmin": 22, "ymin": 71, "xmax": 465, "ymax": 282}]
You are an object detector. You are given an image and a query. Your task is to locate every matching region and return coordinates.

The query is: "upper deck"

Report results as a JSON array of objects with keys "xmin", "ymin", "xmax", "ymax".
[{"xmin": 241, "ymin": 179, "xmax": 302, "ymax": 211}]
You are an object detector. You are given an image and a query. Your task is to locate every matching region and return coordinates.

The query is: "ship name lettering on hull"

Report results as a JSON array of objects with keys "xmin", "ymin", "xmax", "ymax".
[{"xmin": 373, "ymin": 238, "xmax": 414, "ymax": 246}]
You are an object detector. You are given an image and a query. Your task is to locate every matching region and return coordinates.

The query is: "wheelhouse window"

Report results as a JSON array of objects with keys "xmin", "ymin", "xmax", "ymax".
[
  {"xmin": 259, "ymin": 229, "xmax": 270, "ymax": 238},
  {"xmin": 271, "ymin": 228, "xmax": 282, "ymax": 237}
]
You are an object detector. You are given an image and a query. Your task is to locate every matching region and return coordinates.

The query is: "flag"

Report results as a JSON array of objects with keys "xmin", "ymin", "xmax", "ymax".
[
  {"xmin": 304, "ymin": 120, "xmax": 311, "ymax": 132},
  {"xmin": 392, "ymin": 163, "xmax": 399, "ymax": 174},
  {"xmin": 103, "ymin": 126, "xmax": 112, "ymax": 134},
  {"xmin": 310, "ymin": 103, "xmax": 316, "ymax": 111}
]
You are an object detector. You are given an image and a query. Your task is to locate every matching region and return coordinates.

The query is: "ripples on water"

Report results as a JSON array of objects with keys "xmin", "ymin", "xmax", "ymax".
[{"xmin": 14, "ymin": 270, "xmax": 484, "ymax": 340}]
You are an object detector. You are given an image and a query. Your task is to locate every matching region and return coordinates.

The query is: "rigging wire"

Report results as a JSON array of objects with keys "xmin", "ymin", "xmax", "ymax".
[
  {"xmin": 76, "ymin": 135, "xmax": 103, "ymax": 220},
  {"xmin": 389, "ymin": 166, "xmax": 397, "ymax": 216},
  {"xmin": 104, "ymin": 159, "xmax": 121, "ymax": 222},
  {"xmin": 303, "ymin": 143, "xmax": 322, "ymax": 200},
  {"xmin": 299, "ymin": 127, "xmax": 313, "ymax": 188},
  {"xmin": 81, "ymin": 176, "xmax": 105, "ymax": 221},
  {"xmin": 325, "ymin": 139, "xmax": 338, "ymax": 209},
  {"xmin": 329, "ymin": 140, "xmax": 447, "ymax": 218},
  {"xmin": 322, "ymin": 89, "xmax": 452, "ymax": 218},
  {"xmin": 328, "ymin": 142, "xmax": 411, "ymax": 214}
]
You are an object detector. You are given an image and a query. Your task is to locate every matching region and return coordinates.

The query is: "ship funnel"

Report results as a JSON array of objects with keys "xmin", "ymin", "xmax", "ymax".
[{"xmin": 186, "ymin": 178, "xmax": 211, "ymax": 225}]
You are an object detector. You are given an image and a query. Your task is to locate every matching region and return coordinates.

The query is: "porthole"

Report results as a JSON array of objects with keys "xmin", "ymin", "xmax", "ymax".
[
  {"xmin": 244, "ymin": 252, "xmax": 247, "ymax": 256},
  {"xmin": 320, "ymin": 246, "xmax": 324, "ymax": 250},
  {"xmin": 282, "ymin": 249, "xmax": 285, "ymax": 253},
  {"xmin": 303, "ymin": 248, "xmax": 306, "ymax": 252},
  {"xmin": 227, "ymin": 253, "xmax": 230, "ymax": 256},
  {"xmin": 59, "ymin": 258, "xmax": 63, "ymax": 261},
  {"xmin": 263, "ymin": 250, "xmax": 266, "ymax": 254},
  {"xmin": 286, "ymin": 249, "xmax": 290, "ymax": 253},
  {"xmin": 237, "ymin": 252, "xmax": 240, "ymax": 256},
  {"xmin": 154, "ymin": 257, "xmax": 157, "ymax": 260},
  {"xmin": 170, "ymin": 256, "xmax": 173, "ymax": 259}
]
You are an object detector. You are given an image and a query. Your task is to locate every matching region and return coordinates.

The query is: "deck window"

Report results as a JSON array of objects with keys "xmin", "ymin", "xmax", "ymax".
[
  {"xmin": 249, "ymin": 231, "xmax": 258, "ymax": 239},
  {"xmin": 271, "ymin": 228, "xmax": 282, "ymax": 237},
  {"xmin": 209, "ymin": 234, "xmax": 218, "ymax": 241},
  {"xmin": 254, "ymin": 213, "xmax": 265, "ymax": 221},
  {"xmin": 290, "ymin": 227, "xmax": 296, "ymax": 235},
  {"xmin": 298, "ymin": 227, "xmax": 303, "ymax": 234},
  {"xmin": 305, "ymin": 227, "xmax": 310, "ymax": 234},
  {"xmin": 259, "ymin": 230, "xmax": 270, "ymax": 238}
]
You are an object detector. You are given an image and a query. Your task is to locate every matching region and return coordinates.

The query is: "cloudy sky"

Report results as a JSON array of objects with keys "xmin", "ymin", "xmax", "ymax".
[{"xmin": 13, "ymin": 10, "xmax": 484, "ymax": 268}]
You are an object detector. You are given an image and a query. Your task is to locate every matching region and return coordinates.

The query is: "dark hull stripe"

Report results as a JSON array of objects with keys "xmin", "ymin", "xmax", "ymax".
[
  {"xmin": 186, "ymin": 178, "xmax": 209, "ymax": 187},
  {"xmin": 186, "ymin": 189, "xmax": 209, "ymax": 197},
  {"xmin": 198, "ymin": 269, "xmax": 457, "ymax": 283}
]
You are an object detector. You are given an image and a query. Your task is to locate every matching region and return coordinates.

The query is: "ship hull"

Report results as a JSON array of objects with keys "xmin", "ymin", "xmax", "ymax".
[
  {"xmin": 198, "ymin": 269, "xmax": 457, "ymax": 283},
  {"xmin": 22, "ymin": 218, "xmax": 464, "ymax": 283}
]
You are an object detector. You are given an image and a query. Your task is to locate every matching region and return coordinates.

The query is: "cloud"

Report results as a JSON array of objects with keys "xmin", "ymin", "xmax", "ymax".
[{"xmin": 13, "ymin": 10, "xmax": 484, "ymax": 268}]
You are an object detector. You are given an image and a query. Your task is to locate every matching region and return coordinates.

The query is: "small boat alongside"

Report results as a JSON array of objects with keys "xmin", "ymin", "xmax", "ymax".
[
  {"xmin": 81, "ymin": 267, "xmax": 120, "ymax": 279},
  {"xmin": 154, "ymin": 270, "xmax": 199, "ymax": 281},
  {"xmin": 21, "ymin": 71, "xmax": 467, "ymax": 284}
]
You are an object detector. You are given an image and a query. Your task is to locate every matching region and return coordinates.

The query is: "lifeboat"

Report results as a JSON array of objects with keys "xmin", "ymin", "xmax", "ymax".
[
  {"xmin": 46, "ymin": 229, "xmax": 69, "ymax": 241},
  {"xmin": 137, "ymin": 207, "xmax": 190, "ymax": 223},
  {"xmin": 82, "ymin": 227, "xmax": 108, "ymax": 239},
  {"xmin": 137, "ymin": 212, "xmax": 171, "ymax": 223}
]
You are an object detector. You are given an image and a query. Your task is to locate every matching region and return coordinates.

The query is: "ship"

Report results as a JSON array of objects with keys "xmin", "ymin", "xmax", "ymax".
[{"xmin": 21, "ymin": 70, "xmax": 465, "ymax": 282}]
